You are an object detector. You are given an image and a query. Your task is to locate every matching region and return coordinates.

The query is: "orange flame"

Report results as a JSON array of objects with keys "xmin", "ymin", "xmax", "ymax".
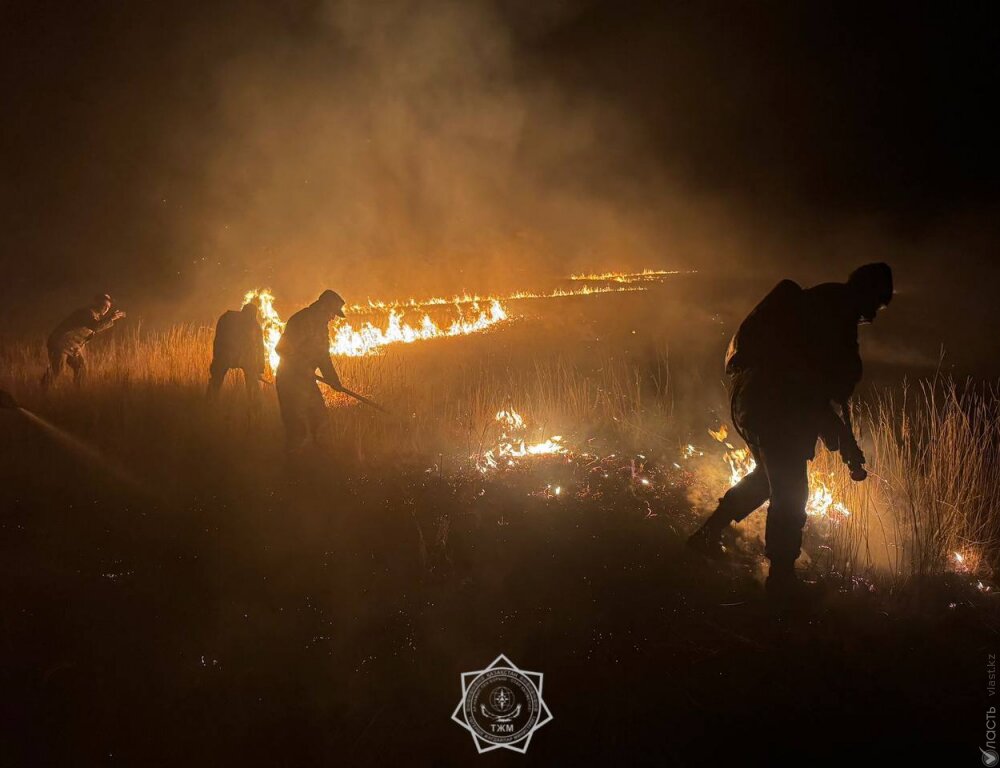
[
  {"xmin": 569, "ymin": 269, "xmax": 683, "ymax": 283},
  {"xmin": 243, "ymin": 269, "xmax": 683, "ymax": 366},
  {"xmin": 708, "ymin": 423, "xmax": 852, "ymax": 521},
  {"xmin": 243, "ymin": 289, "xmax": 284, "ymax": 372},
  {"xmin": 477, "ymin": 409, "xmax": 566, "ymax": 473},
  {"xmin": 344, "ymin": 277, "xmax": 686, "ymax": 314},
  {"xmin": 331, "ymin": 300, "xmax": 507, "ymax": 357}
]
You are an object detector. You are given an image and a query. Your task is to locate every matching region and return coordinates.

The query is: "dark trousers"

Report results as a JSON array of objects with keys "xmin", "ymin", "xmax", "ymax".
[
  {"xmin": 41, "ymin": 346, "xmax": 85, "ymax": 389},
  {"xmin": 275, "ymin": 368, "xmax": 326, "ymax": 449},
  {"xmin": 712, "ymin": 442, "xmax": 810, "ymax": 564},
  {"xmin": 208, "ymin": 359, "xmax": 259, "ymax": 396}
]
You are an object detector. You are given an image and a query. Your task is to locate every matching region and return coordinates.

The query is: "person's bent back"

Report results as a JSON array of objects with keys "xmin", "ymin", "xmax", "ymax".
[
  {"xmin": 208, "ymin": 302, "xmax": 265, "ymax": 395},
  {"xmin": 688, "ymin": 263, "xmax": 893, "ymax": 600}
]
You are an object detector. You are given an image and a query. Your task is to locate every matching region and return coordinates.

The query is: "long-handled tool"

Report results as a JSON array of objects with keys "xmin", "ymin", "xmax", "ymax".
[
  {"xmin": 315, "ymin": 376, "xmax": 390, "ymax": 414},
  {"xmin": 259, "ymin": 374, "xmax": 391, "ymax": 415}
]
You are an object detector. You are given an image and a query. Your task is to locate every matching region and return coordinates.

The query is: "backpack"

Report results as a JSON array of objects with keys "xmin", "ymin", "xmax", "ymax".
[{"xmin": 725, "ymin": 279, "xmax": 805, "ymax": 375}]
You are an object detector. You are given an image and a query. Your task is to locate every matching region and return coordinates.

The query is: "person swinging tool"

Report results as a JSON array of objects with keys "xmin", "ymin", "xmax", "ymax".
[
  {"xmin": 273, "ymin": 289, "xmax": 347, "ymax": 450},
  {"xmin": 687, "ymin": 263, "xmax": 893, "ymax": 598}
]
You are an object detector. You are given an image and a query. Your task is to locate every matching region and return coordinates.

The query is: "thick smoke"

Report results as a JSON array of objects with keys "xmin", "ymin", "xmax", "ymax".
[
  {"xmin": 2, "ymin": 0, "xmax": 997, "ymax": 361},
  {"xmin": 188, "ymin": 0, "xmax": 696, "ymax": 310}
]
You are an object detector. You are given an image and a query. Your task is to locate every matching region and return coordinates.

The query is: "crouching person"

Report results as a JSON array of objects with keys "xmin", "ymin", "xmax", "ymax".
[
  {"xmin": 41, "ymin": 293, "xmax": 125, "ymax": 389},
  {"xmin": 687, "ymin": 264, "xmax": 893, "ymax": 599},
  {"xmin": 208, "ymin": 302, "xmax": 265, "ymax": 396}
]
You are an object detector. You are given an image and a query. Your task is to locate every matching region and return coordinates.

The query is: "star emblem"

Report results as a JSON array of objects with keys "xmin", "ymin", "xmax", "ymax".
[{"xmin": 452, "ymin": 654, "xmax": 553, "ymax": 754}]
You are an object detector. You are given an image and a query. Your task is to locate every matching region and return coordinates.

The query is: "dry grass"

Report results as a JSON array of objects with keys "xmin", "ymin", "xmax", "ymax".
[
  {"xmin": 1, "ymin": 321, "xmax": 671, "ymax": 464},
  {"xmin": 819, "ymin": 380, "xmax": 1000, "ymax": 584},
  {"xmin": 2, "ymin": 322, "xmax": 997, "ymax": 586}
]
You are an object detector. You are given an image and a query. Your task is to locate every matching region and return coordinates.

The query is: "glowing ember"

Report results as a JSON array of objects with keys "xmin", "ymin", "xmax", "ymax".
[
  {"xmin": 476, "ymin": 409, "xmax": 567, "ymax": 473},
  {"xmin": 950, "ymin": 548, "xmax": 983, "ymax": 575},
  {"xmin": 682, "ymin": 444, "xmax": 703, "ymax": 459}
]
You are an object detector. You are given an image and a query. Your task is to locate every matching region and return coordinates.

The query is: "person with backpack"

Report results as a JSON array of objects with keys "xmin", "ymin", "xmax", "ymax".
[{"xmin": 687, "ymin": 263, "xmax": 894, "ymax": 598}]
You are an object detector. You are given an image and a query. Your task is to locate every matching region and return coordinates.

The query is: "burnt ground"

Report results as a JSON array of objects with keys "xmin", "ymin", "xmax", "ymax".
[
  {"xmin": 1, "ymin": 402, "xmax": 996, "ymax": 768},
  {"xmin": 2, "ymin": 272, "xmax": 998, "ymax": 766}
]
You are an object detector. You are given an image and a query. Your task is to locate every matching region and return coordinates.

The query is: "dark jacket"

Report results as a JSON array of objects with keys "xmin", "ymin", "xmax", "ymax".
[
  {"xmin": 47, "ymin": 308, "xmax": 115, "ymax": 355},
  {"xmin": 213, "ymin": 310, "xmax": 264, "ymax": 373},
  {"xmin": 725, "ymin": 279, "xmax": 862, "ymax": 448},
  {"xmin": 799, "ymin": 282, "xmax": 862, "ymax": 404},
  {"xmin": 726, "ymin": 279, "xmax": 862, "ymax": 404},
  {"xmin": 275, "ymin": 302, "xmax": 340, "ymax": 384}
]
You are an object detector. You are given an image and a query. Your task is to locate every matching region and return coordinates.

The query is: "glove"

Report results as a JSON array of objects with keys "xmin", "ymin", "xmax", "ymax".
[{"xmin": 839, "ymin": 435, "xmax": 867, "ymax": 482}]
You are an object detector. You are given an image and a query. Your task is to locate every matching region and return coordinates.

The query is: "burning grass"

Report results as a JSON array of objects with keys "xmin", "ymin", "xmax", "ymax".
[
  {"xmin": 2, "ymin": 281, "xmax": 993, "ymax": 764},
  {"xmin": 1, "ymin": 290, "xmax": 997, "ymax": 593},
  {"xmin": 682, "ymin": 380, "xmax": 1000, "ymax": 589},
  {"xmin": 240, "ymin": 270, "xmax": 689, "ymax": 366}
]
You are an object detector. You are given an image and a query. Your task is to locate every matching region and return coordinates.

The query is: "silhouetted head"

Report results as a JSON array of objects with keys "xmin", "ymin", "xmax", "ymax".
[
  {"xmin": 847, "ymin": 263, "xmax": 893, "ymax": 323},
  {"xmin": 241, "ymin": 301, "xmax": 261, "ymax": 322},
  {"xmin": 316, "ymin": 289, "xmax": 347, "ymax": 319},
  {"xmin": 92, "ymin": 293, "xmax": 113, "ymax": 315},
  {"xmin": 0, "ymin": 389, "xmax": 17, "ymax": 410}
]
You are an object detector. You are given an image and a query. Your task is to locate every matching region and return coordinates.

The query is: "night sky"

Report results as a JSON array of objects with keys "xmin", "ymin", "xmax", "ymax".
[{"xmin": 2, "ymin": 1, "xmax": 998, "ymax": 334}]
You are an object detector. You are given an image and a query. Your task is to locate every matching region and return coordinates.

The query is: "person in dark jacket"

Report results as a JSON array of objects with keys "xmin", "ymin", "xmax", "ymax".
[
  {"xmin": 41, "ymin": 293, "xmax": 126, "ymax": 389},
  {"xmin": 274, "ymin": 289, "xmax": 346, "ymax": 450},
  {"xmin": 688, "ymin": 263, "xmax": 893, "ymax": 597},
  {"xmin": 208, "ymin": 302, "xmax": 265, "ymax": 396}
]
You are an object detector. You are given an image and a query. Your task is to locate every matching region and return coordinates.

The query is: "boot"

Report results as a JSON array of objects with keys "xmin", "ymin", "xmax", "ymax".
[
  {"xmin": 764, "ymin": 558, "xmax": 800, "ymax": 601},
  {"xmin": 686, "ymin": 510, "xmax": 731, "ymax": 559}
]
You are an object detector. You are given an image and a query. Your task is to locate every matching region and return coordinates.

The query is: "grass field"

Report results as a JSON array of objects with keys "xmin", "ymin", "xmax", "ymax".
[
  {"xmin": 1, "ymin": 285, "xmax": 997, "ymax": 764},
  {"xmin": 3, "ymin": 294, "xmax": 996, "ymax": 586}
]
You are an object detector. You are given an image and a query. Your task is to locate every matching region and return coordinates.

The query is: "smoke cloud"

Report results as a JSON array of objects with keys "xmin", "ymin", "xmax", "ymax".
[
  {"xmin": 187, "ymin": 0, "xmax": 704, "ymax": 310},
  {"xmin": 2, "ymin": 0, "xmax": 997, "ymax": 347}
]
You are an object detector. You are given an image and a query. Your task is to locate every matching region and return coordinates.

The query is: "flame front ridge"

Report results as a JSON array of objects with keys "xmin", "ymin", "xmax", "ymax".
[
  {"xmin": 244, "ymin": 290, "xmax": 510, "ymax": 365},
  {"xmin": 243, "ymin": 268, "xmax": 683, "ymax": 366},
  {"xmin": 330, "ymin": 299, "xmax": 508, "ymax": 358},
  {"xmin": 569, "ymin": 269, "xmax": 687, "ymax": 282},
  {"xmin": 344, "ymin": 279, "xmax": 679, "ymax": 314}
]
